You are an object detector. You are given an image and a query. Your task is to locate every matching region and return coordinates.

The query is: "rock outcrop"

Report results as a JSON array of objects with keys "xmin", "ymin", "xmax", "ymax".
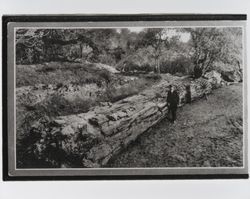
[
  {"xmin": 221, "ymin": 69, "xmax": 242, "ymax": 82},
  {"xmin": 30, "ymin": 72, "xmax": 223, "ymax": 168},
  {"xmin": 203, "ymin": 70, "xmax": 223, "ymax": 88},
  {"xmin": 212, "ymin": 62, "xmax": 243, "ymax": 83},
  {"xmin": 16, "ymin": 83, "xmax": 105, "ymax": 106},
  {"xmin": 16, "ymin": 75, "xmax": 140, "ymax": 107}
]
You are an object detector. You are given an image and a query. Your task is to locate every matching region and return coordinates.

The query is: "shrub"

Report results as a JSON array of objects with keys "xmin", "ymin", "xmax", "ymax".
[
  {"xmin": 32, "ymin": 94, "xmax": 93, "ymax": 117},
  {"xmin": 96, "ymin": 69, "xmax": 112, "ymax": 84},
  {"xmin": 160, "ymin": 56, "xmax": 193, "ymax": 75},
  {"xmin": 144, "ymin": 73, "xmax": 162, "ymax": 80}
]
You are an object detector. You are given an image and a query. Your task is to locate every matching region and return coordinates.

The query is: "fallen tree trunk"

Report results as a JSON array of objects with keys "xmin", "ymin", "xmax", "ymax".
[{"xmin": 30, "ymin": 72, "xmax": 223, "ymax": 168}]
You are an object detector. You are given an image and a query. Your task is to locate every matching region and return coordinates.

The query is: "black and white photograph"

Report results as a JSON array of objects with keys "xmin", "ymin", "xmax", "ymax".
[{"xmin": 3, "ymin": 15, "xmax": 248, "ymax": 179}]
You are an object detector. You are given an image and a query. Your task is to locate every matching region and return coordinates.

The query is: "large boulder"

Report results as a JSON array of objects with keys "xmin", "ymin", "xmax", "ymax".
[
  {"xmin": 212, "ymin": 62, "xmax": 243, "ymax": 83},
  {"xmin": 29, "ymin": 73, "xmax": 223, "ymax": 168},
  {"xmin": 203, "ymin": 70, "xmax": 223, "ymax": 89},
  {"xmin": 221, "ymin": 70, "xmax": 242, "ymax": 82}
]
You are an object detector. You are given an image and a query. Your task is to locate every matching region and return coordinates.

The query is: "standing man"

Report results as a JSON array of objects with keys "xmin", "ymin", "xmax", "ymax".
[{"xmin": 167, "ymin": 85, "xmax": 180, "ymax": 123}]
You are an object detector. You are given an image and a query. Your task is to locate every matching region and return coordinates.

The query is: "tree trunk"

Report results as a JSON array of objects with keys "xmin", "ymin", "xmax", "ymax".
[
  {"xmin": 156, "ymin": 58, "xmax": 160, "ymax": 74},
  {"xmin": 31, "ymin": 73, "xmax": 222, "ymax": 168},
  {"xmin": 154, "ymin": 57, "xmax": 160, "ymax": 74},
  {"xmin": 79, "ymin": 43, "xmax": 83, "ymax": 58}
]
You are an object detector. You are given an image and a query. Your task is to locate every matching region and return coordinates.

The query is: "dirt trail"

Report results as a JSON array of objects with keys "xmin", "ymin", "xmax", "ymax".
[{"xmin": 107, "ymin": 84, "xmax": 243, "ymax": 167}]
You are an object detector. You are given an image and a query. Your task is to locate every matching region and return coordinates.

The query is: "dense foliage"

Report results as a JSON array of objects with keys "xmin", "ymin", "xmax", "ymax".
[{"xmin": 16, "ymin": 27, "xmax": 242, "ymax": 77}]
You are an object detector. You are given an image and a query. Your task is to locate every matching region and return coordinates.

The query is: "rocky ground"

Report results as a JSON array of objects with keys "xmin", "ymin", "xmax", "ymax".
[{"xmin": 107, "ymin": 83, "xmax": 243, "ymax": 168}]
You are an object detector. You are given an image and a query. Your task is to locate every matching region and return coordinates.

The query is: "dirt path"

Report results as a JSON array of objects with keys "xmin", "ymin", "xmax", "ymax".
[{"xmin": 107, "ymin": 84, "xmax": 243, "ymax": 167}]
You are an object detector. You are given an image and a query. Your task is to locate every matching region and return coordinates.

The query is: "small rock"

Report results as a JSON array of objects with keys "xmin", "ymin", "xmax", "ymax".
[
  {"xmin": 61, "ymin": 125, "xmax": 75, "ymax": 136},
  {"xmin": 82, "ymin": 159, "xmax": 101, "ymax": 168},
  {"xmin": 54, "ymin": 119, "xmax": 66, "ymax": 125},
  {"xmin": 172, "ymin": 154, "xmax": 186, "ymax": 162},
  {"xmin": 50, "ymin": 143, "xmax": 57, "ymax": 148},
  {"xmin": 203, "ymin": 160, "xmax": 211, "ymax": 167}
]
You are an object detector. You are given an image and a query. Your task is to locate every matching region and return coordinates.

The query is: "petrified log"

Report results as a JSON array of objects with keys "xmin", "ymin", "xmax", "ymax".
[{"xmin": 31, "ymin": 72, "xmax": 222, "ymax": 168}]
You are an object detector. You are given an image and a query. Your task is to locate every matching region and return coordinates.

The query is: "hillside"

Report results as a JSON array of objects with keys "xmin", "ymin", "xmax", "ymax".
[{"xmin": 15, "ymin": 61, "xmax": 160, "ymax": 168}]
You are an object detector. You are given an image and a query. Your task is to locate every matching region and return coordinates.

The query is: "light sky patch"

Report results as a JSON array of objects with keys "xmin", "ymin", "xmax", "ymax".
[{"xmin": 126, "ymin": 27, "xmax": 190, "ymax": 42}]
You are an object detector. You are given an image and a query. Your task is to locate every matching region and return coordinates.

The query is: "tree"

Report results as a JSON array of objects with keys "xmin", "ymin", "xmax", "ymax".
[
  {"xmin": 138, "ymin": 28, "xmax": 179, "ymax": 74},
  {"xmin": 185, "ymin": 28, "xmax": 231, "ymax": 78},
  {"xmin": 185, "ymin": 27, "xmax": 243, "ymax": 78},
  {"xmin": 16, "ymin": 29, "xmax": 101, "ymax": 64},
  {"xmin": 16, "ymin": 29, "xmax": 48, "ymax": 64},
  {"xmin": 219, "ymin": 27, "xmax": 242, "ymax": 70},
  {"xmin": 114, "ymin": 29, "xmax": 142, "ymax": 71}
]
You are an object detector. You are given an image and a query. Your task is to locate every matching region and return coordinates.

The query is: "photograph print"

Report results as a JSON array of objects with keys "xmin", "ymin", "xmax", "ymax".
[{"xmin": 4, "ymin": 16, "xmax": 248, "ymax": 179}]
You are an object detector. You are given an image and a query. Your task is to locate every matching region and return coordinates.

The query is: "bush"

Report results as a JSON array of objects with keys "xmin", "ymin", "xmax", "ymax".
[
  {"xmin": 160, "ymin": 56, "xmax": 193, "ymax": 75},
  {"xmin": 96, "ymin": 69, "xmax": 112, "ymax": 84},
  {"xmin": 32, "ymin": 94, "xmax": 94, "ymax": 117},
  {"xmin": 144, "ymin": 73, "xmax": 162, "ymax": 80},
  {"xmin": 122, "ymin": 61, "xmax": 154, "ymax": 74}
]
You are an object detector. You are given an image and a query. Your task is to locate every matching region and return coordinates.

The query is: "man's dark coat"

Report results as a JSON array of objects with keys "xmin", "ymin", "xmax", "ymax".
[{"xmin": 167, "ymin": 90, "xmax": 179, "ymax": 109}]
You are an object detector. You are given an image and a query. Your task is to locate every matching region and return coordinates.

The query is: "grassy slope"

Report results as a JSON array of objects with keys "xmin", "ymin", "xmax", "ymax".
[
  {"xmin": 107, "ymin": 84, "xmax": 243, "ymax": 167},
  {"xmin": 16, "ymin": 62, "xmax": 160, "ymax": 168},
  {"xmin": 16, "ymin": 62, "xmax": 113, "ymax": 87},
  {"xmin": 16, "ymin": 63, "xmax": 159, "ymax": 120}
]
